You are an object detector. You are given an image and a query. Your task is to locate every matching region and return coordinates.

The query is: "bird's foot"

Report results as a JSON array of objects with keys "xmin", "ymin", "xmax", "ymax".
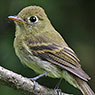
[
  {"xmin": 28, "ymin": 72, "xmax": 48, "ymax": 89},
  {"xmin": 54, "ymin": 89, "xmax": 73, "ymax": 95}
]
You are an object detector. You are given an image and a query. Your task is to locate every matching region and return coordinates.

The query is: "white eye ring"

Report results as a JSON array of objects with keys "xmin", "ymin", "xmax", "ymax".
[{"xmin": 29, "ymin": 16, "xmax": 38, "ymax": 23}]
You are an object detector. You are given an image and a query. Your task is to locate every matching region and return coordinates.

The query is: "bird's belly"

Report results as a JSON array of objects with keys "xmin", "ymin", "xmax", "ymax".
[
  {"xmin": 15, "ymin": 47, "xmax": 62, "ymax": 78},
  {"xmin": 15, "ymin": 47, "xmax": 44, "ymax": 74}
]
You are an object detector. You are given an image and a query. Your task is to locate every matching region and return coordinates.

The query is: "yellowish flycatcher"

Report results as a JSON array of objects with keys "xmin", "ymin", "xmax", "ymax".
[{"xmin": 8, "ymin": 6, "xmax": 94, "ymax": 95}]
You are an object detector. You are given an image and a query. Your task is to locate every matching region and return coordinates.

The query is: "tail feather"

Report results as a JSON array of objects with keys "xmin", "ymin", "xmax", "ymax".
[{"xmin": 76, "ymin": 78, "xmax": 95, "ymax": 95}]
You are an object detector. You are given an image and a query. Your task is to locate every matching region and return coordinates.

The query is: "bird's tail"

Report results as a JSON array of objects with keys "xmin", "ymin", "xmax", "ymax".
[{"xmin": 75, "ymin": 78, "xmax": 95, "ymax": 95}]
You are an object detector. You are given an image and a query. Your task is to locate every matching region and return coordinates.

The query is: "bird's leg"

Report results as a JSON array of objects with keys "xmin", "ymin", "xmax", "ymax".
[
  {"xmin": 54, "ymin": 78, "xmax": 62, "ymax": 89},
  {"xmin": 54, "ymin": 78, "xmax": 63, "ymax": 94},
  {"xmin": 54, "ymin": 79, "xmax": 73, "ymax": 95},
  {"xmin": 28, "ymin": 72, "xmax": 48, "ymax": 89},
  {"xmin": 29, "ymin": 72, "xmax": 48, "ymax": 81}
]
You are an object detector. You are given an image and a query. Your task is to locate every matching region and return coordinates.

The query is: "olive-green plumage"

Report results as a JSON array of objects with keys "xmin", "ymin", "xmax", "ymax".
[{"xmin": 8, "ymin": 6, "xmax": 94, "ymax": 95}]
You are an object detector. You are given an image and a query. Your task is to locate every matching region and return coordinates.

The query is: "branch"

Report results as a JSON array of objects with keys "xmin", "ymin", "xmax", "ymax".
[{"xmin": 0, "ymin": 66, "xmax": 73, "ymax": 95}]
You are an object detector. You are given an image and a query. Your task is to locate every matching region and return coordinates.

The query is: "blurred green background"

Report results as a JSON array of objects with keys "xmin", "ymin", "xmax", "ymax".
[{"xmin": 0, "ymin": 0, "xmax": 95, "ymax": 95}]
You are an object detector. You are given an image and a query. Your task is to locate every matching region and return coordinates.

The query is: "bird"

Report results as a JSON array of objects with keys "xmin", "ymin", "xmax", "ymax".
[{"xmin": 8, "ymin": 6, "xmax": 95, "ymax": 95}]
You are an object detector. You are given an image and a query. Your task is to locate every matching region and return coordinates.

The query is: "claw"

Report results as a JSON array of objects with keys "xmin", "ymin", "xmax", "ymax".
[
  {"xmin": 28, "ymin": 78, "xmax": 38, "ymax": 90},
  {"xmin": 54, "ymin": 89, "xmax": 73, "ymax": 95}
]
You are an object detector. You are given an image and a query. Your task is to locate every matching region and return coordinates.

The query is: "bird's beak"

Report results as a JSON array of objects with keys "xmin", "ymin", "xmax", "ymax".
[{"xmin": 8, "ymin": 16, "xmax": 26, "ymax": 24}]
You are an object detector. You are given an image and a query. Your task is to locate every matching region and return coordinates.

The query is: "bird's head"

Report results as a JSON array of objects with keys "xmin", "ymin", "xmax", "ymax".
[{"xmin": 8, "ymin": 6, "xmax": 51, "ymax": 36}]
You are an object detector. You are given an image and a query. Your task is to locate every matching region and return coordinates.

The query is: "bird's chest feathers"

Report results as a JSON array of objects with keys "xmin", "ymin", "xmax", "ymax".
[
  {"xmin": 14, "ymin": 36, "xmax": 32, "ymax": 62},
  {"xmin": 14, "ymin": 36, "xmax": 44, "ymax": 73}
]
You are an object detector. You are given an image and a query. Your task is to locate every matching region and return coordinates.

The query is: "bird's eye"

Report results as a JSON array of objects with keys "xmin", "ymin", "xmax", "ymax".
[{"xmin": 29, "ymin": 16, "xmax": 38, "ymax": 23}]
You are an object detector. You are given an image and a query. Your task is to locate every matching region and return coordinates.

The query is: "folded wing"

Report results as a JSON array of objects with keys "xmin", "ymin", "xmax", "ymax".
[{"xmin": 24, "ymin": 40, "xmax": 90, "ymax": 81}]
